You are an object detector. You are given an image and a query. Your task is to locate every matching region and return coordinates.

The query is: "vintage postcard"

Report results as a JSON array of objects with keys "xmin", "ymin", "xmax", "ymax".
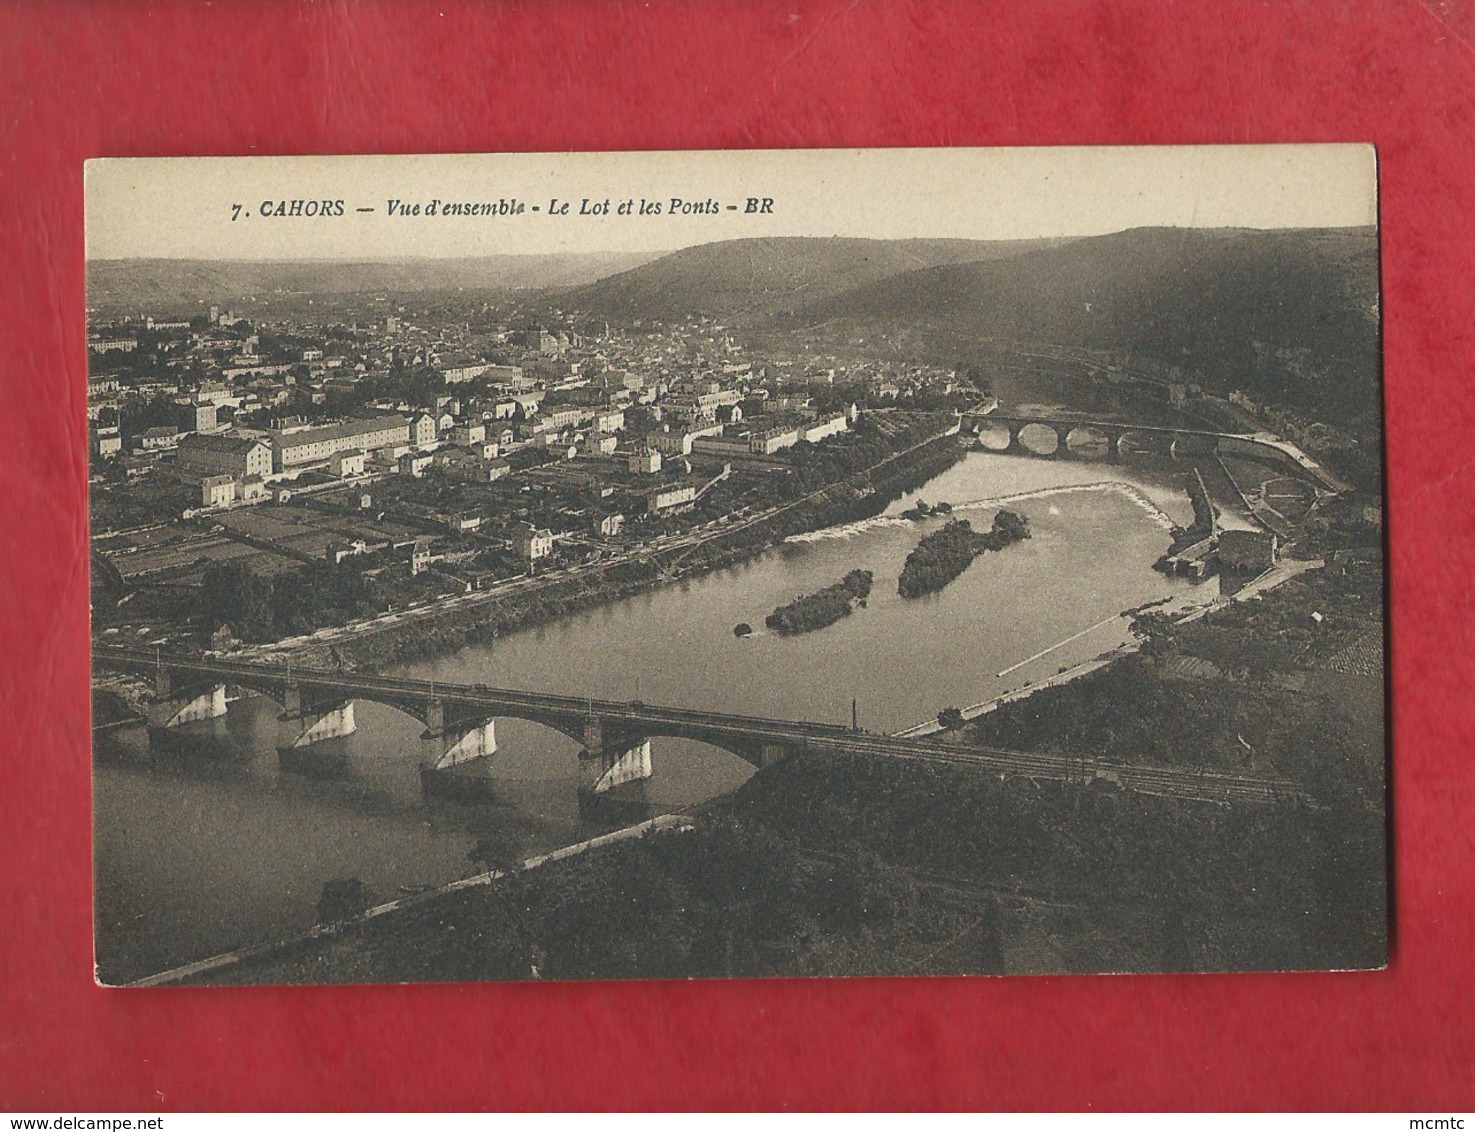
[{"xmin": 86, "ymin": 147, "xmax": 1386, "ymax": 985}]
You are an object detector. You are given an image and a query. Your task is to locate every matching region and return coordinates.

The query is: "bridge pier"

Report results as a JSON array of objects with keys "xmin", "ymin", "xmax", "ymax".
[
  {"xmin": 423, "ymin": 718, "xmax": 498, "ymax": 771},
  {"xmin": 580, "ymin": 738, "xmax": 654, "ymax": 795},
  {"xmin": 284, "ymin": 701, "xmax": 356, "ymax": 747},
  {"xmin": 150, "ymin": 682, "xmax": 228, "ymax": 729},
  {"xmin": 759, "ymin": 741, "xmax": 791, "ymax": 768},
  {"xmin": 277, "ymin": 685, "xmax": 357, "ymax": 751}
]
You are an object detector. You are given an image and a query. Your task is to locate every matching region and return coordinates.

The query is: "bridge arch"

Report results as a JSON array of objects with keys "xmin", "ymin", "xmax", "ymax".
[
  {"xmin": 1116, "ymin": 429, "xmax": 1173, "ymax": 458},
  {"xmin": 1016, "ymin": 422, "xmax": 1061, "ymax": 457},
  {"xmin": 1170, "ymin": 433, "xmax": 1219, "ymax": 460},
  {"xmin": 1064, "ymin": 425, "xmax": 1112, "ymax": 460},
  {"xmin": 974, "ymin": 419, "xmax": 1012, "ymax": 452}
]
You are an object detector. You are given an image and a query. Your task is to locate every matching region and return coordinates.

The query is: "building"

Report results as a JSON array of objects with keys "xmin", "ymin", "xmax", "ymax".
[
  {"xmin": 270, "ymin": 414, "xmax": 411, "ymax": 471},
  {"xmin": 442, "ymin": 362, "xmax": 493, "ymax": 384},
  {"xmin": 200, "ymin": 475, "xmax": 237, "ymax": 508},
  {"xmin": 749, "ymin": 426, "xmax": 801, "ymax": 455},
  {"xmin": 1217, "ymin": 529, "xmax": 1279, "ymax": 574},
  {"xmin": 582, "ymin": 432, "xmax": 619, "ymax": 457},
  {"xmin": 179, "ymin": 401, "xmax": 219, "ymax": 434},
  {"xmin": 398, "ymin": 451, "xmax": 433, "ymax": 477},
  {"xmin": 802, "ymin": 414, "xmax": 849, "ymax": 444},
  {"xmin": 542, "ymin": 407, "xmax": 590, "ymax": 431},
  {"xmin": 239, "ymin": 475, "xmax": 270, "ymax": 503},
  {"xmin": 139, "ymin": 426, "xmax": 181, "ymax": 451},
  {"xmin": 692, "ymin": 434, "xmax": 753, "ymax": 459},
  {"xmin": 328, "ymin": 449, "xmax": 366, "ymax": 478},
  {"xmin": 409, "ymin": 413, "xmax": 439, "ymax": 449},
  {"xmin": 593, "ymin": 512, "xmax": 625, "ymax": 538},
  {"xmin": 469, "ymin": 440, "xmax": 501, "ymax": 460},
  {"xmin": 513, "ymin": 522, "xmax": 554, "ymax": 562},
  {"xmin": 177, "ymin": 433, "xmax": 273, "ymax": 480},
  {"xmin": 651, "ymin": 431, "xmax": 694, "ymax": 457},
  {"xmin": 452, "ymin": 422, "xmax": 486, "ymax": 446},
  {"xmin": 513, "ymin": 390, "xmax": 546, "ymax": 416},
  {"xmin": 628, "ymin": 448, "xmax": 662, "ymax": 475},
  {"xmin": 647, "ymin": 483, "xmax": 698, "ymax": 513},
  {"xmin": 485, "ymin": 457, "xmax": 511, "ymax": 481}
]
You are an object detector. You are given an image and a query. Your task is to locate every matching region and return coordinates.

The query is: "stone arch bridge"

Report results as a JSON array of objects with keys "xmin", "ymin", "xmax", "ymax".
[{"xmin": 964, "ymin": 412, "xmax": 1347, "ymax": 491}]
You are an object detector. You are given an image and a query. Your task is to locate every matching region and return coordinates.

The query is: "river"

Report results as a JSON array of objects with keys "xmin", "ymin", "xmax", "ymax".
[{"xmin": 93, "ymin": 451, "xmax": 1222, "ymax": 984}]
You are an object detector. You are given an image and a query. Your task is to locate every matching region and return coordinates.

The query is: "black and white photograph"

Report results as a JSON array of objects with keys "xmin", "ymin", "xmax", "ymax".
[{"xmin": 86, "ymin": 146, "xmax": 1386, "ymax": 986}]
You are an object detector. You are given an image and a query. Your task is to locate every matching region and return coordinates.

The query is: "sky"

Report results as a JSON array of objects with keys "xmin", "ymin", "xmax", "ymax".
[{"xmin": 85, "ymin": 145, "xmax": 1377, "ymax": 261}]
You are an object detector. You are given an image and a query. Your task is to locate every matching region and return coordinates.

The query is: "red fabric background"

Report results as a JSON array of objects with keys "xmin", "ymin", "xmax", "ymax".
[{"xmin": 2, "ymin": 0, "xmax": 1472, "ymax": 1111}]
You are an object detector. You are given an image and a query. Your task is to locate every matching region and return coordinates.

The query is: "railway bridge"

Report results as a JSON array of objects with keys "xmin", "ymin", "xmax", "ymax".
[{"xmin": 94, "ymin": 645, "xmax": 1311, "ymax": 809}]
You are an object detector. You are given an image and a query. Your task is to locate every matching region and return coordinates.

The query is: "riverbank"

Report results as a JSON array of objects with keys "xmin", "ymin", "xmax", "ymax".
[
  {"xmin": 251, "ymin": 430, "xmax": 969, "ymax": 673},
  {"xmin": 130, "ymin": 812, "xmax": 694, "ymax": 987},
  {"xmin": 896, "ymin": 555, "xmax": 1324, "ymax": 739}
]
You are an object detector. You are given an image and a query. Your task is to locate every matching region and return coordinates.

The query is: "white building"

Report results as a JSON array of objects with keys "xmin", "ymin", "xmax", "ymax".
[
  {"xmin": 582, "ymin": 432, "xmax": 618, "ymax": 457},
  {"xmin": 628, "ymin": 448, "xmax": 662, "ymax": 475},
  {"xmin": 452, "ymin": 422, "xmax": 487, "ymax": 446},
  {"xmin": 410, "ymin": 413, "xmax": 439, "ymax": 449},
  {"xmin": 271, "ymin": 414, "xmax": 411, "ymax": 471},
  {"xmin": 200, "ymin": 475, "xmax": 237, "ymax": 508},
  {"xmin": 329, "ymin": 449, "xmax": 366, "ymax": 477},
  {"xmin": 513, "ymin": 523, "xmax": 554, "ymax": 562},
  {"xmin": 647, "ymin": 483, "xmax": 698, "ymax": 513}
]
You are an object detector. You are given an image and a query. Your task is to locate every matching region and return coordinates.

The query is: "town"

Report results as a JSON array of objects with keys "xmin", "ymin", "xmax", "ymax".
[
  {"xmin": 87, "ymin": 300, "xmax": 984, "ymax": 653},
  {"xmin": 84, "ymin": 203, "xmax": 1386, "ymax": 987}
]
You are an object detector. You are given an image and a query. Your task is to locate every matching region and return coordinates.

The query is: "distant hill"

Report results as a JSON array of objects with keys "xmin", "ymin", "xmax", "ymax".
[
  {"xmin": 559, "ymin": 236, "xmax": 1069, "ymax": 323},
  {"xmin": 86, "ymin": 251, "xmax": 663, "ymax": 315},
  {"xmin": 781, "ymin": 226, "xmax": 1380, "ymax": 417}
]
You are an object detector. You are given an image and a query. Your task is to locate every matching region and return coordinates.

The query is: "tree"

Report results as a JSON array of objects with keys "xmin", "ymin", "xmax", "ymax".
[
  {"xmin": 938, "ymin": 706, "xmax": 965, "ymax": 731},
  {"xmin": 1129, "ymin": 611, "xmax": 1180, "ymax": 659},
  {"xmin": 468, "ymin": 829, "xmax": 524, "ymax": 876},
  {"xmin": 316, "ymin": 877, "xmax": 374, "ymax": 924},
  {"xmin": 199, "ymin": 560, "xmax": 275, "ymax": 641}
]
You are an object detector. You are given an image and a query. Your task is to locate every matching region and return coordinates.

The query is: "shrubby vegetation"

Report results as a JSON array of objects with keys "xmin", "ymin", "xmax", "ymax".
[
  {"xmin": 316, "ymin": 878, "xmax": 374, "ymax": 925},
  {"xmin": 897, "ymin": 510, "xmax": 1030, "ymax": 599},
  {"xmin": 199, "ymin": 559, "xmax": 379, "ymax": 643},
  {"xmin": 208, "ymin": 732, "xmax": 1379, "ymax": 983},
  {"xmin": 765, "ymin": 569, "xmax": 873, "ymax": 635}
]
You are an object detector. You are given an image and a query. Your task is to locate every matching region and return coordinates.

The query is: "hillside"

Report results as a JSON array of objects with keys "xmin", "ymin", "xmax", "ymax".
[
  {"xmin": 784, "ymin": 226, "xmax": 1380, "ymax": 420},
  {"xmin": 86, "ymin": 251, "xmax": 662, "ymax": 315},
  {"xmin": 558, "ymin": 236, "xmax": 1068, "ymax": 323}
]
